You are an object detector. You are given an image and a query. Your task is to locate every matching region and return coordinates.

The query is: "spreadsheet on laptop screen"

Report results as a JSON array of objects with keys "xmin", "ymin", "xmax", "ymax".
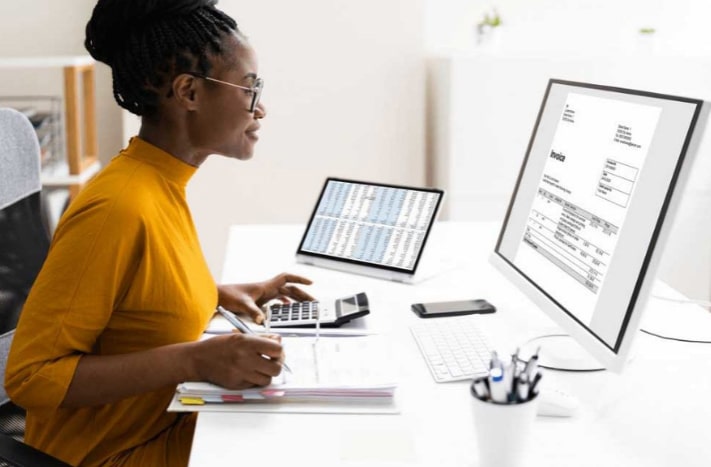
[{"xmin": 297, "ymin": 179, "xmax": 443, "ymax": 273}]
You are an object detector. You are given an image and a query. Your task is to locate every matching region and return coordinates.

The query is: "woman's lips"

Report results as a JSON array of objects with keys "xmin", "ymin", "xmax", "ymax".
[{"xmin": 246, "ymin": 125, "xmax": 260, "ymax": 140}]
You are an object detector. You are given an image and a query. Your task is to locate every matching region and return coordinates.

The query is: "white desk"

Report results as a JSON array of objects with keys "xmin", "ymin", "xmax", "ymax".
[{"xmin": 189, "ymin": 222, "xmax": 711, "ymax": 467}]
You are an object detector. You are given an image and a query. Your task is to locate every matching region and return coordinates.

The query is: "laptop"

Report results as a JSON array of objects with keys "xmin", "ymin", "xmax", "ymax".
[{"xmin": 295, "ymin": 178, "xmax": 445, "ymax": 283}]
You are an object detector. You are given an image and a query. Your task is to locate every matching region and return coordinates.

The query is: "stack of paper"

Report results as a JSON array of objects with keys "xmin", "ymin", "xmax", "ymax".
[{"xmin": 169, "ymin": 335, "xmax": 399, "ymax": 414}]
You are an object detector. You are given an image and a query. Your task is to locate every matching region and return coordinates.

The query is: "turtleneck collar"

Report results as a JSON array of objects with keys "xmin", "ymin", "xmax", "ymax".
[{"xmin": 120, "ymin": 137, "xmax": 198, "ymax": 187}]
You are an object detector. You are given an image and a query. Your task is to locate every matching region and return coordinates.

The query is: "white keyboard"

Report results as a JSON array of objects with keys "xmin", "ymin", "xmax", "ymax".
[{"xmin": 410, "ymin": 316, "xmax": 493, "ymax": 383}]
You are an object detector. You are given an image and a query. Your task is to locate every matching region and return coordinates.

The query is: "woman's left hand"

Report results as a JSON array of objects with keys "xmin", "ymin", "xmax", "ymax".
[{"xmin": 217, "ymin": 273, "xmax": 314, "ymax": 324}]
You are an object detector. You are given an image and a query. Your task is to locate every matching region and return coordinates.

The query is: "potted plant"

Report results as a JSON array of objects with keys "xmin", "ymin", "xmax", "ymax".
[
  {"xmin": 637, "ymin": 26, "xmax": 657, "ymax": 53},
  {"xmin": 476, "ymin": 8, "xmax": 503, "ymax": 47}
]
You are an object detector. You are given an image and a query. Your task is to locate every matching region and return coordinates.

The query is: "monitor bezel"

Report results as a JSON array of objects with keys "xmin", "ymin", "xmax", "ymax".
[
  {"xmin": 295, "ymin": 177, "xmax": 445, "ymax": 275},
  {"xmin": 490, "ymin": 79, "xmax": 707, "ymax": 372}
]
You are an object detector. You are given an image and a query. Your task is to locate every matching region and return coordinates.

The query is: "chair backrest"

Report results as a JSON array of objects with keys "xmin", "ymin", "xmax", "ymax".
[
  {"xmin": 0, "ymin": 108, "xmax": 50, "ymax": 334},
  {"xmin": 0, "ymin": 109, "xmax": 41, "ymax": 212},
  {"xmin": 0, "ymin": 331, "xmax": 13, "ymax": 407}
]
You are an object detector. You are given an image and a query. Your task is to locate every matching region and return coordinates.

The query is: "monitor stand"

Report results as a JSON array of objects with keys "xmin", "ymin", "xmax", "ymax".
[
  {"xmin": 518, "ymin": 332, "xmax": 595, "ymax": 417},
  {"xmin": 520, "ymin": 333, "xmax": 603, "ymax": 372}
]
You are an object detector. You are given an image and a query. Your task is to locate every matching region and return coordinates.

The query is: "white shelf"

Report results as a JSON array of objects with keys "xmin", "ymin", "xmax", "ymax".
[
  {"xmin": 2, "ymin": 56, "xmax": 100, "ymax": 200},
  {"xmin": 41, "ymin": 159, "xmax": 101, "ymax": 187},
  {"xmin": 0, "ymin": 56, "xmax": 94, "ymax": 69}
]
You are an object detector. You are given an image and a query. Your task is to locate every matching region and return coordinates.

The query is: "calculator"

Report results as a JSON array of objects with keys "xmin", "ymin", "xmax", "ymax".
[{"xmin": 263, "ymin": 292, "xmax": 370, "ymax": 328}]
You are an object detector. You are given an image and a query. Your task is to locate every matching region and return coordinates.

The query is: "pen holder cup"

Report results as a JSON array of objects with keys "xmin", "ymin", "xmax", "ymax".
[{"xmin": 470, "ymin": 392, "xmax": 539, "ymax": 467}]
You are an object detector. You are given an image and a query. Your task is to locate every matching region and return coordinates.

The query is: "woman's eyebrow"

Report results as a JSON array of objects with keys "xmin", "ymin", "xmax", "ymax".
[{"xmin": 242, "ymin": 72, "xmax": 257, "ymax": 80}]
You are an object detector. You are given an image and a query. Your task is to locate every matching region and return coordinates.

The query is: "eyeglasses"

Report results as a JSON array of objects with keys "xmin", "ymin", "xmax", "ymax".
[{"xmin": 188, "ymin": 72, "xmax": 264, "ymax": 113}]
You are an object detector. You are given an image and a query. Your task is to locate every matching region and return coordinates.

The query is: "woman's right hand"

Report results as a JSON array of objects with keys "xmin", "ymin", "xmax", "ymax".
[{"xmin": 191, "ymin": 333, "xmax": 285, "ymax": 389}]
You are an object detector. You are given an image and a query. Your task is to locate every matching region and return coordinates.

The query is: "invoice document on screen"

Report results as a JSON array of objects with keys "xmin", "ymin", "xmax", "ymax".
[{"xmin": 515, "ymin": 92, "xmax": 662, "ymax": 325}]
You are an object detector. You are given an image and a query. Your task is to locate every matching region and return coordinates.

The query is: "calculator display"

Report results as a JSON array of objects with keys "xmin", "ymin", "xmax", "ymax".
[{"xmin": 336, "ymin": 296, "xmax": 359, "ymax": 317}]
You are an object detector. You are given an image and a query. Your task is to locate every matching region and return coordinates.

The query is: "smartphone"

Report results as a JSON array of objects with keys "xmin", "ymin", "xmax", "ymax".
[{"xmin": 411, "ymin": 299, "xmax": 496, "ymax": 318}]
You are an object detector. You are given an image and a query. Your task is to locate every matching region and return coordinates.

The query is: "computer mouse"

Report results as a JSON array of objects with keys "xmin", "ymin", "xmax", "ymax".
[{"xmin": 536, "ymin": 387, "xmax": 579, "ymax": 417}]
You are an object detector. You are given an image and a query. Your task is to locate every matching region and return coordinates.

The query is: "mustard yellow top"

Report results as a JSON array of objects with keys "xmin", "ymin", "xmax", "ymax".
[{"xmin": 5, "ymin": 137, "xmax": 217, "ymax": 466}]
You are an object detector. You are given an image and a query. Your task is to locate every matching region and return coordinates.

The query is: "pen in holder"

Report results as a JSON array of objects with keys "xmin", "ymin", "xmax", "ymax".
[
  {"xmin": 469, "ymin": 349, "xmax": 543, "ymax": 467},
  {"xmin": 471, "ymin": 349, "xmax": 542, "ymax": 404}
]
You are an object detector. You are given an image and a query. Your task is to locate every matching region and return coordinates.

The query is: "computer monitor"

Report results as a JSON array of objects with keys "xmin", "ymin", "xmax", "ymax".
[{"xmin": 490, "ymin": 79, "xmax": 707, "ymax": 372}]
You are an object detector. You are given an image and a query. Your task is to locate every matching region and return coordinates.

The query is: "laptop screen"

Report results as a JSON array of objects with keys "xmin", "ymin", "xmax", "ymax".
[{"xmin": 296, "ymin": 178, "xmax": 444, "ymax": 274}]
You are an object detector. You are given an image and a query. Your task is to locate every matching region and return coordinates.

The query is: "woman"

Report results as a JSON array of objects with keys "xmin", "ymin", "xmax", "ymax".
[{"xmin": 5, "ymin": 1, "xmax": 312, "ymax": 465}]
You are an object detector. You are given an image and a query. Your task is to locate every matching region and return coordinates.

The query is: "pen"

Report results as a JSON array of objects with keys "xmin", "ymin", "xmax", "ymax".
[
  {"xmin": 489, "ymin": 350, "xmax": 503, "ymax": 370},
  {"xmin": 523, "ymin": 346, "xmax": 540, "ymax": 382},
  {"xmin": 488, "ymin": 366, "xmax": 507, "ymax": 403},
  {"xmin": 471, "ymin": 377, "xmax": 490, "ymax": 401},
  {"xmin": 217, "ymin": 306, "xmax": 292, "ymax": 373},
  {"xmin": 529, "ymin": 370, "xmax": 543, "ymax": 398},
  {"xmin": 516, "ymin": 372, "xmax": 530, "ymax": 402},
  {"xmin": 508, "ymin": 348, "xmax": 520, "ymax": 402}
]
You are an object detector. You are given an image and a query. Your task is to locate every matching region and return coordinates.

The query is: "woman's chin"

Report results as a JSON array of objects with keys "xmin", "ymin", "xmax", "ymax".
[
  {"xmin": 217, "ymin": 145, "xmax": 255, "ymax": 161},
  {"xmin": 230, "ymin": 150, "xmax": 255, "ymax": 161}
]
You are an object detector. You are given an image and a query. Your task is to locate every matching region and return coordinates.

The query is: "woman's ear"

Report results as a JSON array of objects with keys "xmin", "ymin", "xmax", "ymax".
[{"xmin": 172, "ymin": 74, "xmax": 199, "ymax": 111}]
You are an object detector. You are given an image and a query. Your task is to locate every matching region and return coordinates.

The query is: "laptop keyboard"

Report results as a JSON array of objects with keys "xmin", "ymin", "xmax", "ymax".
[{"xmin": 410, "ymin": 316, "xmax": 492, "ymax": 382}]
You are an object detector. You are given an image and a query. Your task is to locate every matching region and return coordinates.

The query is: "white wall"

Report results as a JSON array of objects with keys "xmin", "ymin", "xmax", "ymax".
[
  {"xmin": 424, "ymin": 0, "xmax": 711, "ymax": 301},
  {"xmin": 174, "ymin": 0, "xmax": 427, "ymax": 278},
  {"xmin": 425, "ymin": 0, "xmax": 711, "ymax": 55},
  {"xmin": 3, "ymin": 0, "xmax": 426, "ymax": 281}
]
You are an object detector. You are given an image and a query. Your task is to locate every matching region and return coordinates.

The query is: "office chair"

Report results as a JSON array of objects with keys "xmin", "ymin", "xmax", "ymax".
[
  {"xmin": 0, "ymin": 331, "xmax": 69, "ymax": 467},
  {"xmin": 0, "ymin": 108, "xmax": 69, "ymax": 466},
  {"xmin": 0, "ymin": 108, "xmax": 50, "ymax": 334}
]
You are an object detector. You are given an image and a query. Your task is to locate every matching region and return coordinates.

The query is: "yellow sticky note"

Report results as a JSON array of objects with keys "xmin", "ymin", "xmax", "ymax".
[{"xmin": 179, "ymin": 397, "xmax": 206, "ymax": 406}]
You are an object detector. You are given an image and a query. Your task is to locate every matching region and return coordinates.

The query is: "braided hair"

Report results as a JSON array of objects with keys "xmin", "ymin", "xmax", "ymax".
[{"xmin": 85, "ymin": 0, "xmax": 239, "ymax": 117}]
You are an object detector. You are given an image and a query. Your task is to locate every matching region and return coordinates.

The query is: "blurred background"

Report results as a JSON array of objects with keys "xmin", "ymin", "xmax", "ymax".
[{"xmin": 0, "ymin": 0, "xmax": 709, "ymax": 302}]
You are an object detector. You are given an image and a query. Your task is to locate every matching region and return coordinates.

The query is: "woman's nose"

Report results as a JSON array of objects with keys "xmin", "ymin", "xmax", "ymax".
[{"xmin": 254, "ymin": 101, "xmax": 267, "ymax": 119}]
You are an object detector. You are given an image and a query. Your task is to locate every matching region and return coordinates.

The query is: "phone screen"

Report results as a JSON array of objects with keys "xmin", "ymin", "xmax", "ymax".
[{"xmin": 412, "ymin": 299, "xmax": 496, "ymax": 317}]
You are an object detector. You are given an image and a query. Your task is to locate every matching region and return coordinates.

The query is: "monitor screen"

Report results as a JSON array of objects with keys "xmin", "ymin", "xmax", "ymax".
[{"xmin": 491, "ymin": 79, "xmax": 706, "ymax": 371}]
